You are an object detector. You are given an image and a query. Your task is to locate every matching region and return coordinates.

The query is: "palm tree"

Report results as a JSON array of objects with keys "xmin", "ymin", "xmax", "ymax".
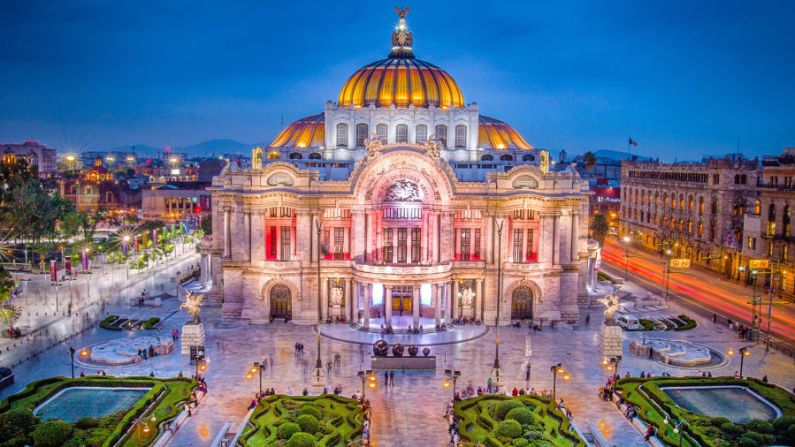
[
  {"xmin": 590, "ymin": 213, "xmax": 609, "ymax": 245},
  {"xmin": 582, "ymin": 151, "xmax": 597, "ymax": 172}
]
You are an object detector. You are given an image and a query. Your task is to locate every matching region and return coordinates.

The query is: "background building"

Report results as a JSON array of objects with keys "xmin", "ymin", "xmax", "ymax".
[{"xmin": 0, "ymin": 141, "xmax": 57, "ymax": 179}]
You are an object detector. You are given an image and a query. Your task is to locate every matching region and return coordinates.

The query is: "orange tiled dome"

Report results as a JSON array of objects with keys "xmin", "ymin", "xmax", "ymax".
[
  {"xmin": 478, "ymin": 116, "xmax": 533, "ymax": 150},
  {"xmin": 338, "ymin": 58, "xmax": 464, "ymax": 109},
  {"xmin": 269, "ymin": 113, "xmax": 325, "ymax": 148}
]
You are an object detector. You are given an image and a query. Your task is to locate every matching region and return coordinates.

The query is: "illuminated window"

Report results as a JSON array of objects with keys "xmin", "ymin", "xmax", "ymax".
[
  {"xmin": 397, "ymin": 228, "xmax": 407, "ymax": 263},
  {"xmin": 335, "ymin": 123, "xmax": 349, "ymax": 148},
  {"xmin": 784, "ymin": 205, "xmax": 791, "ymax": 237},
  {"xmin": 384, "ymin": 228, "xmax": 393, "ymax": 263},
  {"xmin": 460, "ymin": 229, "xmax": 470, "ymax": 261},
  {"xmin": 512, "ymin": 229, "xmax": 523, "ymax": 263},
  {"xmin": 280, "ymin": 227, "xmax": 290, "ymax": 261},
  {"xmin": 415, "ymin": 124, "xmax": 427, "ymax": 143},
  {"xmin": 376, "ymin": 124, "xmax": 388, "ymax": 142},
  {"xmin": 355, "ymin": 123, "xmax": 368, "ymax": 147},
  {"xmin": 396, "ymin": 124, "xmax": 408, "ymax": 143},
  {"xmin": 435, "ymin": 125, "xmax": 447, "ymax": 147},
  {"xmin": 454, "ymin": 125, "xmax": 467, "ymax": 148},
  {"xmin": 334, "ymin": 227, "xmax": 344, "ymax": 260},
  {"xmin": 411, "ymin": 228, "xmax": 421, "ymax": 263}
]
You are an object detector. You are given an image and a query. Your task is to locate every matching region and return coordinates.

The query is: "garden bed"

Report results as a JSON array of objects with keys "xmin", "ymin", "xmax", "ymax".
[
  {"xmin": 615, "ymin": 376, "xmax": 795, "ymax": 447},
  {"xmin": 0, "ymin": 375, "xmax": 196, "ymax": 447},
  {"xmin": 99, "ymin": 316, "xmax": 160, "ymax": 331},
  {"xmin": 238, "ymin": 394, "xmax": 365, "ymax": 447},
  {"xmin": 454, "ymin": 394, "xmax": 585, "ymax": 447}
]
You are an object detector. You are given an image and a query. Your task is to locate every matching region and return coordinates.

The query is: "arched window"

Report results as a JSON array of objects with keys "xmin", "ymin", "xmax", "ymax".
[
  {"xmin": 754, "ymin": 199, "xmax": 761, "ymax": 215},
  {"xmin": 769, "ymin": 203, "xmax": 777, "ymax": 221},
  {"xmin": 698, "ymin": 197, "xmax": 704, "ymax": 215},
  {"xmin": 454, "ymin": 125, "xmax": 467, "ymax": 148},
  {"xmin": 308, "ymin": 152, "xmax": 321, "ymax": 160},
  {"xmin": 435, "ymin": 125, "xmax": 448, "ymax": 147},
  {"xmin": 105, "ymin": 191, "xmax": 113, "ymax": 203},
  {"xmin": 697, "ymin": 222, "xmax": 704, "ymax": 237},
  {"xmin": 355, "ymin": 123, "xmax": 368, "ymax": 147},
  {"xmin": 415, "ymin": 124, "xmax": 428, "ymax": 143},
  {"xmin": 784, "ymin": 205, "xmax": 792, "ymax": 237},
  {"xmin": 396, "ymin": 124, "xmax": 408, "ymax": 143},
  {"xmin": 376, "ymin": 124, "xmax": 388, "ymax": 142},
  {"xmin": 688, "ymin": 196, "xmax": 694, "ymax": 210},
  {"xmin": 500, "ymin": 154, "xmax": 513, "ymax": 161},
  {"xmin": 336, "ymin": 123, "xmax": 349, "ymax": 148},
  {"xmin": 289, "ymin": 153, "xmax": 302, "ymax": 159},
  {"xmin": 481, "ymin": 154, "xmax": 493, "ymax": 161},
  {"xmin": 522, "ymin": 154, "xmax": 535, "ymax": 162},
  {"xmin": 741, "ymin": 174, "xmax": 747, "ymax": 184}
]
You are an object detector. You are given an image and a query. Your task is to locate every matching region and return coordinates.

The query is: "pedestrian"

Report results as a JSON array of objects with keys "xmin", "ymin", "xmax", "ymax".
[
  {"xmin": 649, "ymin": 347, "xmax": 654, "ymax": 359},
  {"xmin": 389, "ymin": 371, "xmax": 395, "ymax": 388},
  {"xmin": 713, "ymin": 313, "xmax": 717, "ymax": 324},
  {"xmin": 762, "ymin": 375, "xmax": 768, "ymax": 383},
  {"xmin": 384, "ymin": 371, "xmax": 389, "ymax": 385},
  {"xmin": 643, "ymin": 424, "xmax": 655, "ymax": 441}
]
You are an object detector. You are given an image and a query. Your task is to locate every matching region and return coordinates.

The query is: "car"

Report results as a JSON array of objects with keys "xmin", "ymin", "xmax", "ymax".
[
  {"xmin": 614, "ymin": 312, "xmax": 642, "ymax": 331},
  {"xmin": 0, "ymin": 367, "xmax": 14, "ymax": 391}
]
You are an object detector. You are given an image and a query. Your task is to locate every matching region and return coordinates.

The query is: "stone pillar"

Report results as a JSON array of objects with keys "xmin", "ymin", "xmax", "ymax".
[
  {"xmin": 223, "ymin": 208, "xmax": 231, "ymax": 258},
  {"xmin": 433, "ymin": 284, "xmax": 442, "ymax": 326},
  {"xmin": 345, "ymin": 279, "xmax": 352, "ymax": 322},
  {"xmin": 320, "ymin": 277, "xmax": 328, "ymax": 321},
  {"xmin": 552, "ymin": 213, "xmax": 561, "ymax": 265},
  {"xmin": 485, "ymin": 214, "xmax": 494, "ymax": 265},
  {"xmin": 200, "ymin": 253, "xmax": 208, "ymax": 286},
  {"xmin": 539, "ymin": 213, "xmax": 552, "ymax": 265},
  {"xmin": 475, "ymin": 278, "xmax": 483, "ymax": 323},
  {"xmin": 296, "ymin": 211, "xmax": 312, "ymax": 262},
  {"xmin": 451, "ymin": 280, "xmax": 459, "ymax": 319},
  {"xmin": 385, "ymin": 285, "xmax": 393, "ymax": 326},
  {"xmin": 251, "ymin": 211, "xmax": 264, "ymax": 263},
  {"xmin": 244, "ymin": 211, "xmax": 252, "ymax": 262},
  {"xmin": 352, "ymin": 210, "xmax": 365, "ymax": 260},
  {"xmin": 412, "ymin": 284, "xmax": 420, "ymax": 327},
  {"xmin": 570, "ymin": 212, "xmax": 579, "ymax": 263},
  {"xmin": 440, "ymin": 211, "xmax": 454, "ymax": 262},
  {"xmin": 363, "ymin": 283, "xmax": 371, "ymax": 328}
]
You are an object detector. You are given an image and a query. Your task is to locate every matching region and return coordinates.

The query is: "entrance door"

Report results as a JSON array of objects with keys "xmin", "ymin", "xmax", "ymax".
[
  {"xmin": 391, "ymin": 287, "xmax": 412, "ymax": 315},
  {"xmin": 270, "ymin": 285, "xmax": 292, "ymax": 319},
  {"xmin": 511, "ymin": 286, "xmax": 533, "ymax": 320}
]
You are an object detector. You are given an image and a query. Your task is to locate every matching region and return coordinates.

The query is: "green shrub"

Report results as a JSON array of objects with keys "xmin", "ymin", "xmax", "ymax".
[
  {"xmin": 286, "ymin": 432, "xmax": 317, "ymax": 447},
  {"xmin": 30, "ymin": 420, "xmax": 73, "ymax": 447},
  {"xmin": 0, "ymin": 408, "xmax": 38, "ymax": 441},
  {"xmin": 0, "ymin": 436, "xmax": 28, "ymax": 447},
  {"xmin": 298, "ymin": 404, "xmax": 322, "ymax": 420},
  {"xmin": 512, "ymin": 438, "xmax": 529, "ymax": 447},
  {"xmin": 746, "ymin": 419, "xmax": 773, "ymax": 434},
  {"xmin": 141, "ymin": 317, "xmax": 160, "ymax": 330},
  {"xmin": 720, "ymin": 422, "xmax": 742, "ymax": 439},
  {"xmin": 494, "ymin": 400, "xmax": 522, "ymax": 420},
  {"xmin": 773, "ymin": 415, "xmax": 795, "ymax": 432},
  {"xmin": 295, "ymin": 414, "xmax": 319, "ymax": 434},
  {"xmin": 61, "ymin": 430, "xmax": 90, "ymax": 447},
  {"xmin": 505, "ymin": 407, "xmax": 534, "ymax": 425},
  {"xmin": 638, "ymin": 319, "xmax": 655, "ymax": 331},
  {"xmin": 711, "ymin": 416, "xmax": 731, "ymax": 427},
  {"xmin": 75, "ymin": 416, "xmax": 99, "ymax": 430},
  {"xmin": 495, "ymin": 420, "xmax": 522, "ymax": 439},
  {"xmin": 278, "ymin": 422, "xmax": 301, "ymax": 440}
]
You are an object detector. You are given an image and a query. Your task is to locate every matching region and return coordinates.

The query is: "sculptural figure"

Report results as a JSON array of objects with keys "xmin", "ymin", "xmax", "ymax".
[{"xmin": 180, "ymin": 292, "xmax": 205, "ymax": 324}]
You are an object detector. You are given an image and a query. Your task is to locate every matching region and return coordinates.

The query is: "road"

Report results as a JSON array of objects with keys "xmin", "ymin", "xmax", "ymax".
[{"xmin": 602, "ymin": 239, "xmax": 795, "ymax": 342}]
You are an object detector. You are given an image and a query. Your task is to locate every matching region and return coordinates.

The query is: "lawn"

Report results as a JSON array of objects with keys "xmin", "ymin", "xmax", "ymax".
[
  {"xmin": 0, "ymin": 375, "xmax": 195, "ymax": 447},
  {"xmin": 454, "ymin": 394, "xmax": 586, "ymax": 447},
  {"xmin": 238, "ymin": 394, "xmax": 366, "ymax": 447},
  {"xmin": 615, "ymin": 376, "xmax": 795, "ymax": 447}
]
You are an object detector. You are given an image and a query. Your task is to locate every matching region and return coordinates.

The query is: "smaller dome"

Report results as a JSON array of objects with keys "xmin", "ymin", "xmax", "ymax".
[
  {"xmin": 270, "ymin": 113, "xmax": 325, "ymax": 148},
  {"xmin": 478, "ymin": 116, "xmax": 533, "ymax": 150}
]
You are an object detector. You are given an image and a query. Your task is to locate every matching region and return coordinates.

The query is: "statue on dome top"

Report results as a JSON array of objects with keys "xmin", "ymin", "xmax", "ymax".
[
  {"xmin": 390, "ymin": 6, "xmax": 413, "ymax": 58},
  {"xmin": 394, "ymin": 6, "xmax": 410, "ymax": 18}
]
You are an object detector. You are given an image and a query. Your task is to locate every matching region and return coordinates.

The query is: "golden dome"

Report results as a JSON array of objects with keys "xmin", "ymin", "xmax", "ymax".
[
  {"xmin": 338, "ymin": 58, "xmax": 464, "ymax": 109},
  {"xmin": 269, "ymin": 113, "xmax": 325, "ymax": 148},
  {"xmin": 478, "ymin": 116, "xmax": 533, "ymax": 150}
]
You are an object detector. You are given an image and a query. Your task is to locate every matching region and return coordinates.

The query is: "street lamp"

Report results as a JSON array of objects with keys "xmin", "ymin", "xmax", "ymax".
[
  {"xmin": 550, "ymin": 363, "xmax": 570, "ymax": 400},
  {"xmin": 664, "ymin": 417, "xmax": 687, "ymax": 447},
  {"xmin": 247, "ymin": 361, "xmax": 266, "ymax": 397},
  {"xmin": 491, "ymin": 218, "xmax": 504, "ymax": 392},
  {"xmin": 726, "ymin": 346, "xmax": 751, "ymax": 379},
  {"xmin": 193, "ymin": 353, "xmax": 207, "ymax": 379},
  {"xmin": 622, "ymin": 235, "xmax": 632, "ymax": 280},
  {"xmin": 133, "ymin": 416, "xmax": 155, "ymax": 447},
  {"xmin": 444, "ymin": 369, "xmax": 461, "ymax": 400},
  {"xmin": 69, "ymin": 347, "xmax": 76, "ymax": 379},
  {"xmin": 357, "ymin": 370, "xmax": 375, "ymax": 399}
]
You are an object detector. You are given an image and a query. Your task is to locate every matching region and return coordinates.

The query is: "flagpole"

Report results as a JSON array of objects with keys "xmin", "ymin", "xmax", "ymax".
[{"xmin": 627, "ymin": 138, "xmax": 631, "ymax": 160}]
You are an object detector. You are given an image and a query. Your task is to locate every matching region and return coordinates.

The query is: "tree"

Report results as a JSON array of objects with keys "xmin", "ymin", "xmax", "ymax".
[
  {"xmin": 0, "ymin": 267, "xmax": 14, "ymax": 305},
  {"xmin": 590, "ymin": 213, "xmax": 609, "ymax": 244},
  {"xmin": 582, "ymin": 151, "xmax": 597, "ymax": 171},
  {"xmin": 79, "ymin": 209, "xmax": 108, "ymax": 243},
  {"xmin": 201, "ymin": 216, "xmax": 212, "ymax": 235},
  {"xmin": 0, "ymin": 305, "xmax": 21, "ymax": 334}
]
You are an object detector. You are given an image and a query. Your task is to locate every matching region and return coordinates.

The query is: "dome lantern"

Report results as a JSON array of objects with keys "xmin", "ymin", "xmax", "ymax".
[{"xmin": 390, "ymin": 6, "xmax": 414, "ymax": 59}]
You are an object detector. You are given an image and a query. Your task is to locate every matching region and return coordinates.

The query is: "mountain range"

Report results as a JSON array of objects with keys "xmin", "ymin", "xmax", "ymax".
[{"xmin": 110, "ymin": 139, "xmax": 266, "ymax": 157}]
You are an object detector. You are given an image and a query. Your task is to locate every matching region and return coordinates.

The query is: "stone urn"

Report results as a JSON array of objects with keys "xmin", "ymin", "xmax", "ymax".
[
  {"xmin": 373, "ymin": 340, "xmax": 389, "ymax": 356},
  {"xmin": 392, "ymin": 343, "xmax": 404, "ymax": 357},
  {"xmin": 408, "ymin": 345, "xmax": 418, "ymax": 357},
  {"xmin": 422, "ymin": 347, "xmax": 431, "ymax": 357}
]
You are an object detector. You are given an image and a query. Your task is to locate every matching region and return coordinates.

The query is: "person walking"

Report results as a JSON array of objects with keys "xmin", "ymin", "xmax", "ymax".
[{"xmin": 389, "ymin": 371, "xmax": 395, "ymax": 388}]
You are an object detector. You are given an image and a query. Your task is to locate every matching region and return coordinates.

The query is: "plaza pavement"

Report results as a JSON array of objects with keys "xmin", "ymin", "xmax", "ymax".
[{"xmin": 3, "ymin": 261, "xmax": 795, "ymax": 447}]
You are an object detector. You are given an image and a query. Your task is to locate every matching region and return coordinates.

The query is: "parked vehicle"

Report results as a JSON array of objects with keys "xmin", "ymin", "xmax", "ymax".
[
  {"xmin": 614, "ymin": 312, "xmax": 642, "ymax": 331},
  {"xmin": 0, "ymin": 367, "xmax": 14, "ymax": 391}
]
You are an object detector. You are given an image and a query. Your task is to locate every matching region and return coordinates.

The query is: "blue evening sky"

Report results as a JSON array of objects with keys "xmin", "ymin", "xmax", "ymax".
[{"xmin": 0, "ymin": 0, "xmax": 793, "ymax": 160}]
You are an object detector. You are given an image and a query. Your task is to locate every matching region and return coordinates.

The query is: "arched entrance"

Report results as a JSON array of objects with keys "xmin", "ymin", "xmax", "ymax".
[
  {"xmin": 511, "ymin": 286, "xmax": 533, "ymax": 320},
  {"xmin": 270, "ymin": 285, "xmax": 292, "ymax": 319}
]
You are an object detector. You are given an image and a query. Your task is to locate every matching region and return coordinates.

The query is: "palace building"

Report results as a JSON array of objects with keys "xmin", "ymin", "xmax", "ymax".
[{"xmin": 202, "ymin": 9, "xmax": 594, "ymax": 327}]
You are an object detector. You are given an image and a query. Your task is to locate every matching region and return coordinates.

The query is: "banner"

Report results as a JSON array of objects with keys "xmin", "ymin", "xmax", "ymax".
[
  {"xmin": 153, "ymin": 229, "xmax": 158, "ymax": 248},
  {"xmin": 81, "ymin": 250, "xmax": 89, "ymax": 270},
  {"xmin": 50, "ymin": 260, "xmax": 57, "ymax": 282},
  {"xmin": 65, "ymin": 257, "xmax": 72, "ymax": 275},
  {"xmin": 122, "ymin": 241, "xmax": 129, "ymax": 257},
  {"xmin": 134, "ymin": 237, "xmax": 139, "ymax": 252}
]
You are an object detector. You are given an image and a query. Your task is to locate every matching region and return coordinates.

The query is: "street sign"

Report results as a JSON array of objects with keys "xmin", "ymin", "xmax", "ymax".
[
  {"xmin": 749, "ymin": 259, "xmax": 770, "ymax": 270},
  {"xmin": 669, "ymin": 258, "xmax": 691, "ymax": 269}
]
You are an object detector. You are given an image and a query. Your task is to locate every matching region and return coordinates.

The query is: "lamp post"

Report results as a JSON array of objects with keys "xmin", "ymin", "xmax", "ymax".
[
  {"xmin": 622, "ymin": 235, "xmax": 632, "ymax": 280},
  {"xmin": 133, "ymin": 416, "xmax": 155, "ymax": 447},
  {"xmin": 664, "ymin": 417, "xmax": 686, "ymax": 447},
  {"xmin": 550, "ymin": 363, "xmax": 569, "ymax": 400},
  {"xmin": 123, "ymin": 235, "xmax": 131, "ymax": 280},
  {"xmin": 247, "ymin": 361, "xmax": 266, "ymax": 397},
  {"xmin": 444, "ymin": 369, "xmax": 461, "ymax": 400},
  {"xmin": 606, "ymin": 355, "xmax": 622, "ymax": 378},
  {"xmin": 491, "ymin": 218, "xmax": 504, "ymax": 391},
  {"xmin": 357, "ymin": 370, "xmax": 375, "ymax": 399},
  {"xmin": 69, "ymin": 346, "xmax": 76, "ymax": 379},
  {"xmin": 726, "ymin": 346, "xmax": 751, "ymax": 378},
  {"xmin": 193, "ymin": 353, "xmax": 207, "ymax": 380},
  {"xmin": 316, "ymin": 216, "xmax": 323, "ymax": 323}
]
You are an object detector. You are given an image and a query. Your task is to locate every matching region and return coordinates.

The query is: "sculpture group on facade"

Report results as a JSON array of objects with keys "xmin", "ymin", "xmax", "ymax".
[{"xmin": 180, "ymin": 292, "xmax": 205, "ymax": 324}]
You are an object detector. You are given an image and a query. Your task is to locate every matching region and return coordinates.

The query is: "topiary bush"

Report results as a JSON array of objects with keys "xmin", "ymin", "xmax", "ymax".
[
  {"xmin": 30, "ymin": 420, "xmax": 73, "ymax": 447},
  {"xmin": 295, "ymin": 414, "xmax": 320, "ymax": 434},
  {"xmin": 277, "ymin": 422, "xmax": 301, "ymax": 440},
  {"xmin": 494, "ymin": 400, "xmax": 523, "ymax": 420},
  {"xmin": 506, "ymin": 407, "xmax": 534, "ymax": 426},
  {"xmin": 512, "ymin": 438, "xmax": 529, "ymax": 447},
  {"xmin": 286, "ymin": 431, "xmax": 317, "ymax": 447},
  {"xmin": 495, "ymin": 420, "xmax": 522, "ymax": 439},
  {"xmin": 0, "ymin": 408, "xmax": 38, "ymax": 441},
  {"xmin": 298, "ymin": 404, "xmax": 323, "ymax": 420}
]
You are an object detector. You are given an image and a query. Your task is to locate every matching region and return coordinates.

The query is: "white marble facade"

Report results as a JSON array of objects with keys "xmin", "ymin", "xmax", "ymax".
[{"xmin": 204, "ymin": 144, "xmax": 592, "ymax": 326}]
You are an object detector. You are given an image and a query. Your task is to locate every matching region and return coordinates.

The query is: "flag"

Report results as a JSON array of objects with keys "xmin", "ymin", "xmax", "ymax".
[
  {"xmin": 50, "ymin": 260, "xmax": 57, "ymax": 282},
  {"xmin": 628, "ymin": 138, "xmax": 638, "ymax": 146}
]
